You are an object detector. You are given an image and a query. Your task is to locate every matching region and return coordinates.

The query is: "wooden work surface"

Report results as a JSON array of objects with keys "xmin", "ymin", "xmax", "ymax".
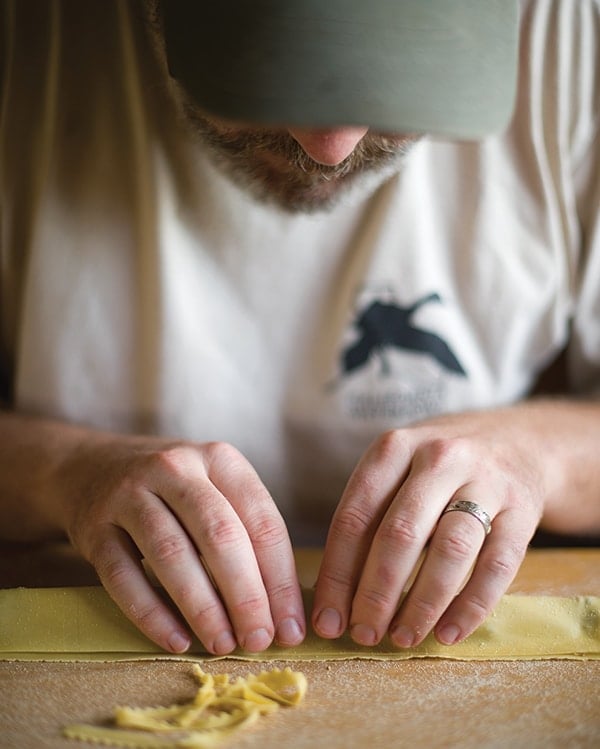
[{"xmin": 1, "ymin": 544, "xmax": 599, "ymax": 749}]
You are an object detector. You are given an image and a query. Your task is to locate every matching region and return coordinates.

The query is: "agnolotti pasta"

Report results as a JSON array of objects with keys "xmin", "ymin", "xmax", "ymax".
[{"xmin": 63, "ymin": 665, "xmax": 307, "ymax": 748}]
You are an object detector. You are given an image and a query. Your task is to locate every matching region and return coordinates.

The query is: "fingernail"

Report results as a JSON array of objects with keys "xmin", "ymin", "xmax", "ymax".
[
  {"xmin": 315, "ymin": 608, "xmax": 342, "ymax": 638},
  {"xmin": 350, "ymin": 623, "xmax": 378, "ymax": 647},
  {"xmin": 276, "ymin": 617, "xmax": 304, "ymax": 646},
  {"xmin": 213, "ymin": 630, "xmax": 237, "ymax": 655},
  {"xmin": 437, "ymin": 623, "xmax": 461, "ymax": 645},
  {"xmin": 168, "ymin": 631, "xmax": 191, "ymax": 653},
  {"xmin": 390, "ymin": 624, "xmax": 414, "ymax": 648},
  {"xmin": 242, "ymin": 628, "xmax": 272, "ymax": 652}
]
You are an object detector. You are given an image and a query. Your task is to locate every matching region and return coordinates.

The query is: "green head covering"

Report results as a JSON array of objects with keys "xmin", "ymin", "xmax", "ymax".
[{"xmin": 162, "ymin": 0, "xmax": 519, "ymax": 138}]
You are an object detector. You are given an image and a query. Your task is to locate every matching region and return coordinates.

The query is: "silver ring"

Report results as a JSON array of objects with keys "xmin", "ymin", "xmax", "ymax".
[{"xmin": 442, "ymin": 500, "xmax": 492, "ymax": 535}]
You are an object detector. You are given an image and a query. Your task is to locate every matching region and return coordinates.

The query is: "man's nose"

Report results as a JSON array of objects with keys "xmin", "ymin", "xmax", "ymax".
[{"xmin": 287, "ymin": 126, "xmax": 369, "ymax": 165}]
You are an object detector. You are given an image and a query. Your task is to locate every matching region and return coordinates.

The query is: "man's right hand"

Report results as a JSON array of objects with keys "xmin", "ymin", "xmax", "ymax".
[
  {"xmin": 6, "ymin": 420, "xmax": 305, "ymax": 655},
  {"xmin": 67, "ymin": 440, "xmax": 305, "ymax": 655}
]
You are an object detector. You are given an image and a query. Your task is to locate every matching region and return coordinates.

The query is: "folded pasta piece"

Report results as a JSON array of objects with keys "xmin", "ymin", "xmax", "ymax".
[{"xmin": 63, "ymin": 665, "xmax": 307, "ymax": 748}]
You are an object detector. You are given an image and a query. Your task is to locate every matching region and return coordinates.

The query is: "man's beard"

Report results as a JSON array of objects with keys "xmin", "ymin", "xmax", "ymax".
[
  {"xmin": 184, "ymin": 110, "xmax": 416, "ymax": 213},
  {"xmin": 143, "ymin": 1, "xmax": 417, "ymax": 213}
]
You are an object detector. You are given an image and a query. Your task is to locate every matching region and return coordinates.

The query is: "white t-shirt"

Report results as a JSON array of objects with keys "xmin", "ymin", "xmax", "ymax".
[{"xmin": 1, "ymin": 0, "xmax": 599, "ymax": 540}]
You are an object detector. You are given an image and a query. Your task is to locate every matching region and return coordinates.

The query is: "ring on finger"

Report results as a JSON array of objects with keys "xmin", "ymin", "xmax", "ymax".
[{"xmin": 442, "ymin": 499, "xmax": 492, "ymax": 536}]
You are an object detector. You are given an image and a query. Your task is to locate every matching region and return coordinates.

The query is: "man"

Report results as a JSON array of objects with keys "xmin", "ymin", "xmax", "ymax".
[{"xmin": 1, "ymin": 0, "xmax": 599, "ymax": 656}]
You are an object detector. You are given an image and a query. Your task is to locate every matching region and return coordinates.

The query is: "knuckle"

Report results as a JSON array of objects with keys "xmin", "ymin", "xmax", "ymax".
[
  {"xmin": 266, "ymin": 578, "xmax": 300, "ymax": 603},
  {"xmin": 418, "ymin": 437, "xmax": 470, "ymax": 473},
  {"xmin": 168, "ymin": 480, "xmax": 216, "ymax": 515},
  {"xmin": 332, "ymin": 505, "xmax": 373, "ymax": 541},
  {"xmin": 375, "ymin": 563, "xmax": 399, "ymax": 589},
  {"xmin": 408, "ymin": 594, "xmax": 438, "ymax": 624},
  {"xmin": 135, "ymin": 507, "xmax": 191, "ymax": 564},
  {"xmin": 482, "ymin": 545, "xmax": 523, "ymax": 581},
  {"xmin": 356, "ymin": 586, "xmax": 397, "ymax": 618},
  {"xmin": 136, "ymin": 505, "xmax": 166, "ymax": 536},
  {"xmin": 132, "ymin": 600, "xmax": 165, "ymax": 630},
  {"xmin": 462, "ymin": 591, "xmax": 491, "ymax": 620},
  {"xmin": 146, "ymin": 531, "xmax": 190, "ymax": 565},
  {"xmin": 93, "ymin": 549, "xmax": 132, "ymax": 592},
  {"xmin": 150, "ymin": 444, "xmax": 195, "ymax": 480},
  {"xmin": 246, "ymin": 514, "xmax": 288, "ymax": 551},
  {"xmin": 188, "ymin": 599, "xmax": 226, "ymax": 632},
  {"xmin": 372, "ymin": 429, "xmax": 410, "ymax": 464},
  {"xmin": 170, "ymin": 582, "xmax": 197, "ymax": 610},
  {"xmin": 431, "ymin": 530, "xmax": 474, "ymax": 563},
  {"xmin": 88, "ymin": 530, "xmax": 130, "ymax": 583},
  {"xmin": 317, "ymin": 567, "xmax": 353, "ymax": 594},
  {"xmin": 377, "ymin": 514, "xmax": 421, "ymax": 548},
  {"xmin": 230, "ymin": 593, "xmax": 268, "ymax": 620},
  {"xmin": 202, "ymin": 440, "xmax": 244, "ymax": 471},
  {"xmin": 200, "ymin": 515, "xmax": 245, "ymax": 551}
]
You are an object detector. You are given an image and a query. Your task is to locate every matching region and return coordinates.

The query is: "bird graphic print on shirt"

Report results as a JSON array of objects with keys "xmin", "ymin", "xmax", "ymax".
[{"xmin": 339, "ymin": 292, "xmax": 467, "ymax": 379}]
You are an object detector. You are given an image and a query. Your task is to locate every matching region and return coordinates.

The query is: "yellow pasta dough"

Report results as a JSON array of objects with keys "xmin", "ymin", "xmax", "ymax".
[
  {"xmin": 63, "ymin": 665, "xmax": 307, "ymax": 748},
  {"xmin": 0, "ymin": 586, "xmax": 599, "ymax": 661}
]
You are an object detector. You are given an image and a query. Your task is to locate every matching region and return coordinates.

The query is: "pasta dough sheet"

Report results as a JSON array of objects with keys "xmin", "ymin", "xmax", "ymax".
[{"xmin": 1, "ymin": 586, "xmax": 599, "ymax": 661}]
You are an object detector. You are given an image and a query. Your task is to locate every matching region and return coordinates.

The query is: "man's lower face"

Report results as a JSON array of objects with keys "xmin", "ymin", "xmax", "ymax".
[{"xmin": 187, "ymin": 112, "xmax": 417, "ymax": 212}]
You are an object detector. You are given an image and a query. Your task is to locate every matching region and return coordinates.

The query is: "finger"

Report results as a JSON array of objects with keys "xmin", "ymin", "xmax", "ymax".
[
  {"xmin": 433, "ymin": 510, "xmax": 534, "ymax": 645},
  {"xmin": 205, "ymin": 445, "xmax": 305, "ymax": 648},
  {"xmin": 89, "ymin": 524, "xmax": 193, "ymax": 654},
  {"xmin": 389, "ymin": 495, "xmax": 493, "ymax": 648},
  {"xmin": 184, "ymin": 489, "xmax": 276, "ymax": 652},
  {"xmin": 347, "ymin": 472, "xmax": 460, "ymax": 647},
  {"xmin": 144, "ymin": 445, "xmax": 276, "ymax": 652},
  {"xmin": 122, "ymin": 489, "xmax": 239, "ymax": 655},
  {"xmin": 312, "ymin": 430, "xmax": 413, "ymax": 639},
  {"xmin": 239, "ymin": 506, "xmax": 305, "ymax": 647}
]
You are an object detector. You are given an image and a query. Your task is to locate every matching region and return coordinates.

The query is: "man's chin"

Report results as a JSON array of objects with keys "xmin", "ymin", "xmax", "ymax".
[
  {"xmin": 209, "ymin": 152, "xmax": 409, "ymax": 214},
  {"xmin": 233, "ymin": 171, "xmax": 373, "ymax": 214}
]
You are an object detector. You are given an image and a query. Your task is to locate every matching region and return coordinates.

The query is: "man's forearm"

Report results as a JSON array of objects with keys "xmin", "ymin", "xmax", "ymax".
[
  {"xmin": 523, "ymin": 398, "xmax": 600, "ymax": 535},
  {"xmin": 448, "ymin": 398, "xmax": 600, "ymax": 536},
  {"xmin": 0, "ymin": 411, "xmax": 109, "ymax": 541}
]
